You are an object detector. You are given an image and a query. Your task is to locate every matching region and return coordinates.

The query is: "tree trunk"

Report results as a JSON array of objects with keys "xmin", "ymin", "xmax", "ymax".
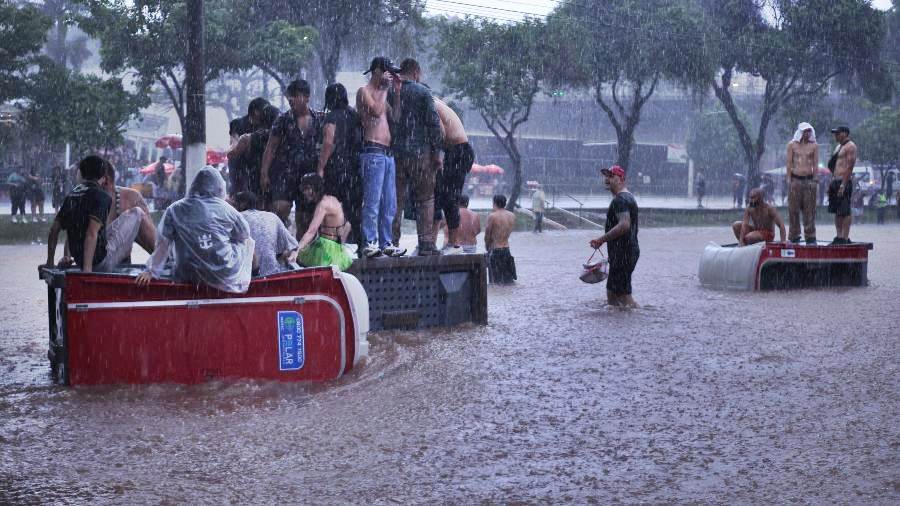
[
  {"xmin": 614, "ymin": 124, "xmax": 636, "ymax": 172},
  {"xmin": 506, "ymin": 134, "xmax": 523, "ymax": 210}
]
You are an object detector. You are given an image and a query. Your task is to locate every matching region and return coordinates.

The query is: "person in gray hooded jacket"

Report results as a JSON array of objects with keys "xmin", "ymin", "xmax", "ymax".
[{"xmin": 137, "ymin": 167, "xmax": 255, "ymax": 293}]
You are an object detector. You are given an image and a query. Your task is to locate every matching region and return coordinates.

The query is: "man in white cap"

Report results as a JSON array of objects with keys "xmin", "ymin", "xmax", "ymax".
[{"xmin": 786, "ymin": 122, "xmax": 818, "ymax": 244}]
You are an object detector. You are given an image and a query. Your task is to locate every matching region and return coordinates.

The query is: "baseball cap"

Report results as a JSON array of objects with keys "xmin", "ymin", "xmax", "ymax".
[
  {"xmin": 363, "ymin": 56, "xmax": 400, "ymax": 75},
  {"xmin": 601, "ymin": 165, "xmax": 626, "ymax": 178},
  {"xmin": 830, "ymin": 125, "xmax": 850, "ymax": 135}
]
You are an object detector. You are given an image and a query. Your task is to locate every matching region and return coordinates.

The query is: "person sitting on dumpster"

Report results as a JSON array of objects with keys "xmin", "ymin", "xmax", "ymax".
[
  {"xmin": 43, "ymin": 155, "xmax": 150, "ymax": 273},
  {"xmin": 234, "ymin": 191, "xmax": 300, "ymax": 276},
  {"xmin": 136, "ymin": 166, "xmax": 255, "ymax": 293},
  {"xmin": 732, "ymin": 188, "xmax": 787, "ymax": 246},
  {"xmin": 293, "ymin": 173, "xmax": 354, "ymax": 271}
]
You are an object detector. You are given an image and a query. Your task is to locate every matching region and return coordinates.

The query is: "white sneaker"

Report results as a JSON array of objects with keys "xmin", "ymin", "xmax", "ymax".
[
  {"xmin": 40, "ymin": 217, "xmax": 47, "ymax": 222},
  {"xmin": 363, "ymin": 242, "xmax": 383, "ymax": 258},
  {"xmin": 11, "ymin": 216, "xmax": 18, "ymax": 224},
  {"xmin": 382, "ymin": 244, "xmax": 407, "ymax": 257},
  {"xmin": 32, "ymin": 216, "xmax": 39, "ymax": 223}
]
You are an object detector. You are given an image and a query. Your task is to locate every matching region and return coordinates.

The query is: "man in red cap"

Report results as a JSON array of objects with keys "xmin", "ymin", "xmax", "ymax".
[{"xmin": 590, "ymin": 165, "xmax": 639, "ymax": 308}]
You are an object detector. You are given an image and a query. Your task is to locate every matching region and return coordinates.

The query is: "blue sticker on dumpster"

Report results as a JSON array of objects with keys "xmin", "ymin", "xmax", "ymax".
[{"xmin": 277, "ymin": 311, "xmax": 304, "ymax": 371}]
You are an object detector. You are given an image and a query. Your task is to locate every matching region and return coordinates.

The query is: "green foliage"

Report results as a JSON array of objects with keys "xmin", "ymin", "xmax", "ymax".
[
  {"xmin": 78, "ymin": 0, "xmax": 255, "ymax": 124},
  {"xmin": 0, "ymin": 1, "xmax": 52, "ymax": 102},
  {"xmin": 23, "ymin": 63, "xmax": 148, "ymax": 154},
  {"xmin": 546, "ymin": 0, "xmax": 712, "ymax": 170},
  {"xmin": 687, "ymin": 108, "xmax": 750, "ymax": 177},
  {"xmin": 855, "ymin": 107, "xmax": 900, "ymax": 166},
  {"xmin": 548, "ymin": 0, "xmax": 712, "ymax": 92},
  {"xmin": 250, "ymin": 20, "xmax": 319, "ymax": 89},
  {"xmin": 434, "ymin": 17, "xmax": 546, "ymax": 209},
  {"xmin": 435, "ymin": 18, "xmax": 544, "ymax": 131},
  {"xmin": 776, "ymin": 91, "xmax": 835, "ymax": 143},
  {"xmin": 702, "ymin": 0, "xmax": 892, "ymax": 181}
]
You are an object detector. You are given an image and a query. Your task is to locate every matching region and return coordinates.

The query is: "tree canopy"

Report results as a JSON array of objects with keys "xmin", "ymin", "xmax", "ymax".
[
  {"xmin": 435, "ymin": 17, "xmax": 546, "ymax": 209},
  {"xmin": 855, "ymin": 107, "xmax": 900, "ymax": 167},
  {"xmin": 701, "ymin": 0, "xmax": 892, "ymax": 184},
  {"xmin": 0, "ymin": 0, "xmax": 51, "ymax": 103},
  {"xmin": 23, "ymin": 63, "xmax": 147, "ymax": 155},
  {"xmin": 546, "ymin": 0, "xmax": 712, "ymax": 171}
]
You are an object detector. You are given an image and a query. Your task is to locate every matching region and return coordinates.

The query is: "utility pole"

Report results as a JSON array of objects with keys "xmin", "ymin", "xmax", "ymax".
[{"xmin": 184, "ymin": 0, "xmax": 206, "ymax": 192}]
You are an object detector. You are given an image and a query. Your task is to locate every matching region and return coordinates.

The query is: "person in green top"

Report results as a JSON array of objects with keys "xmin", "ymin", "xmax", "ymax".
[{"xmin": 876, "ymin": 192, "xmax": 888, "ymax": 225}]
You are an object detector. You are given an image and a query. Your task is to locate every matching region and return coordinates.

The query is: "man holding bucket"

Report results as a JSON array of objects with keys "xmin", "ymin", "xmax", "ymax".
[{"xmin": 589, "ymin": 165, "xmax": 639, "ymax": 308}]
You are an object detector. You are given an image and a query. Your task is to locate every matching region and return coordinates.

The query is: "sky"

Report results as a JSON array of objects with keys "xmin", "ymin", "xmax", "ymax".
[{"xmin": 425, "ymin": 0, "xmax": 895, "ymax": 21}]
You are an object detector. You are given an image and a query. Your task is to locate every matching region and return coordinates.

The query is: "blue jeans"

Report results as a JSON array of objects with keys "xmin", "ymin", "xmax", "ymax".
[{"xmin": 360, "ymin": 152, "xmax": 397, "ymax": 248}]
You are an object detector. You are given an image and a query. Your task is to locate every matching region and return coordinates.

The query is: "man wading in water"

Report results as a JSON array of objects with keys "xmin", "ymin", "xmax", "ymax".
[
  {"xmin": 590, "ymin": 165, "xmax": 639, "ymax": 308},
  {"xmin": 827, "ymin": 126, "xmax": 858, "ymax": 244}
]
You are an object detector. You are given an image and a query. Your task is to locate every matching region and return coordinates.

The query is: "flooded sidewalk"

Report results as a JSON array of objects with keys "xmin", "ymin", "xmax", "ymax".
[{"xmin": 1, "ymin": 225, "xmax": 899, "ymax": 503}]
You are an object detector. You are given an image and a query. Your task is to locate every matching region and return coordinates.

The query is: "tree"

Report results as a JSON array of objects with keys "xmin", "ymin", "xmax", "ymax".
[
  {"xmin": 289, "ymin": 0, "xmax": 425, "ymax": 83},
  {"xmin": 687, "ymin": 108, "xmax": 750, "ymax": 180},
  {"xmin": 700, "ymin": 0, "xmax": 892, "ymax": 186},
  {"xmin": 23, "ymin": 63, "xmax": 147, "ymax": 155},
  {"xmin": 79, "ymin": 0, "xmax": 250, "ymax": 157},
  {"xmin": 249, "ymin": 20, "xmax": 318, "ymax": 92},
  {"xmin": 855, "ymin": 106, "xmax": 900, "ymax": 190},
  {"xmin": 39, "ymin": 0, "xmax": 91, "ymax": 71},
  {"xmin": 0, "ymin": 0, "xmax": 51, "ymax": 102},
  {"xmin": 434, "ymin": 17, "xmax": 545, "ymax": 210},
  {"xmin": 546, "ymin": 0, "xmax": 712, "ymax": 172}
]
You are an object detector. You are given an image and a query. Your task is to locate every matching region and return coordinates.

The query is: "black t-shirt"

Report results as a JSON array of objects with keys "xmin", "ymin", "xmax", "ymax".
[
  {"xmin": 323, "ymin": 107, "xmax": 362, "ymax": 173},
  {"xmin": 58, "ymin": 181, "xmax": 111, "ymax": 267},
  {"xmin": 271, "ymin": 109, "xmax": 324, "ymax": 174},
  {"xmin": 605, "ymin": 191, "xmax": 639, "ymax": 263}
]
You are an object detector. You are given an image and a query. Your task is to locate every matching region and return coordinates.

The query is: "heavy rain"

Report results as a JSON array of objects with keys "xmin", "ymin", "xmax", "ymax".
[{"xmin": 2, "ymin": 0, "xmax": 899, "ymax": 503}]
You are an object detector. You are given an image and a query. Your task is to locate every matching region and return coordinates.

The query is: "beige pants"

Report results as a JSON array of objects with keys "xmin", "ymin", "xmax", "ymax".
[
  {"xmin": 96, "ymin": 207, "xmax": 144, "ymax": 271},
  {"xmin": 788, "ymin": 178, "xmax": 817, "ymax": 241},
  {"xmin": 392, "ymin": 153, "xmax": 439, "ymax": 246}
]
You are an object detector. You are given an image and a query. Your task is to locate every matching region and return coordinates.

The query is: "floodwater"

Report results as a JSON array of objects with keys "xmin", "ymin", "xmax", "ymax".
[{"xmin": 1, "ymin": 225, "xmax": 899, "ymax": 503}]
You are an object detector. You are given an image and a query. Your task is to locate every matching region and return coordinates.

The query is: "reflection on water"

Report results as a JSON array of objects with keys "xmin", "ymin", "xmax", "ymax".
[{"xmin": 2, "ymin": 225, "xmax": 899, "ymax": 503}]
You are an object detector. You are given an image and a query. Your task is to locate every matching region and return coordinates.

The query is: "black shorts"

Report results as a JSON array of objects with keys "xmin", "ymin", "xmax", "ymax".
[
  {"xmin": 827, "ymin": 179, "xmax": 852, "ymax": 217},
  {"xmin": 607, "ymin": 250, "xmax": 639, "ymax": 295},
  {"xmin": 269, "ymin": 165, "xmax": 314, "ymax": 203},
  {"xmin": 488, "ymin": 247, "xmax": 517, "ymax": 284},
  {"xmin": 436, "ymin": 142, "xmax": 475, "ymax": 229}
]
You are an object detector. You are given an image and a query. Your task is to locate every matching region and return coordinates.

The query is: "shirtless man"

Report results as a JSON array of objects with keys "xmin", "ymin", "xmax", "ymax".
[
  {"xmin": 438, "ymin": 194, "xmax": 480, "ymax": 253},
  {"xmin": 484, "ymin": 194, "xmax": 516, "ymax": 284},
  {"xmin": 431, "ymin": 96, "xmax": 474, "ymax": 254},
  {"xmin": 786, "ymin": 122, "xmax": 819, "ymax": 244},
  {"xmin": 732, "ymin": 188, "xmax": 787, "ymax": 246},
  {"xmin": 826, "ymin": 126, "xmax": 858, "ymax": 244},
  {"xmin": 356, "ymin": 57, "xmax": 405, "ymax": 258}
]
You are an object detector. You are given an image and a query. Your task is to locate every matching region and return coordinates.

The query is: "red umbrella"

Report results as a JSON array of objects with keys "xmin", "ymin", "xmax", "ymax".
[
  {"xmin": 140, "ymin": 161, "xmax": 176, "ymax": 176},
  {"xmin": 206, "ymin": 148, "xmax": 227, "ymax": 165},
  {"xmin": 155, "ymin": 134, "xmax": 183, "ymax": 149},
  {"xmin": 471, "ymin": 163, "xmax": 504, "ymax": 175}
]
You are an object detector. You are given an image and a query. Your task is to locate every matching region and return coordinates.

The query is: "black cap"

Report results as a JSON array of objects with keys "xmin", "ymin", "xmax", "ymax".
[
  {"xmin": 363, "ymin": 56, "xmax": 400, "ymax": 75},
  {"xmin": 830, "ymin": 126, "xmax": 850, "ymax": 135}
]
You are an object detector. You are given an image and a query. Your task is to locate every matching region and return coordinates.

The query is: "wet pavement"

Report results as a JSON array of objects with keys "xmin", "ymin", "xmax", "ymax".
[{"xmin": 1, "ymin": 225, "xmax": 899, "ymax": 503}]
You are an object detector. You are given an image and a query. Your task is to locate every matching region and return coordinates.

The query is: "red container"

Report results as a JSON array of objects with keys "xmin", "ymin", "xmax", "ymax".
[{"xmin": 43, "ymin": 267, "xmax": 369, "ymax": 385}]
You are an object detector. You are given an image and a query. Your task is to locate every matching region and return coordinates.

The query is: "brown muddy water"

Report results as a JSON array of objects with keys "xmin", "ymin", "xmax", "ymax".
[{"xmin": 1, "ymin": 225, "xmax": 899, "ymax": 504}]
